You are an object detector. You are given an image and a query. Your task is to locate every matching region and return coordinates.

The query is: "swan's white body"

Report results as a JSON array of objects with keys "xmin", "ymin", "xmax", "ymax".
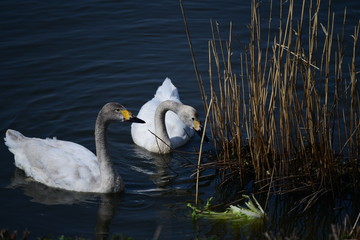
[
  {"xmin": 131, "ymin": 78, "xmax": 203, "ymax": 154},
  {"xmin": 4, "ymin": 103, "xmax": 144, "ymax": 193},
  {"xmin": 5, "ymin": 130, "xmax": 104, "ymax": 192}
]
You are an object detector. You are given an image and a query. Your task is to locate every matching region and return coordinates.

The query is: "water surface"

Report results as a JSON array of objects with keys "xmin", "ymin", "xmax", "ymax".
[{"xmin": 1, "ymin": 0, "xmax": 359, "ymax": 239}]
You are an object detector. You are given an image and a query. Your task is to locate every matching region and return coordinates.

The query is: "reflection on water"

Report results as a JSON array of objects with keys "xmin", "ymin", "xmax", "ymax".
[
  {"xmin": 132, "ymin": 146, "xmax": 177, "ymax": 189},
  {"xmin": 9, "ymin": 169, "xmax": 99, "ymax": 205},
  {"xmin": 8, "ymin": 150, "xmax": 196, "ymax": 239},
  {"xmin": 94, "ymin": 194, "xmax": 120, "ymax": 240},
  {"xmin": 10, "ymin": 169, "xmax": 119, "ymax": 240}
]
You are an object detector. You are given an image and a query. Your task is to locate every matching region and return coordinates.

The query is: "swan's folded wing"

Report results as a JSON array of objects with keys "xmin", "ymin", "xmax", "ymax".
[{"xmin": 17, "ymin": 137, "xmax": 100, "ymax": 191}]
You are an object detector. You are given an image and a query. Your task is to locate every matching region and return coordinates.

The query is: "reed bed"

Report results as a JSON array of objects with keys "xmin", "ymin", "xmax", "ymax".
[{"xmin": 182, "ymin": 0, "xmax": 359, "ymax": 204}]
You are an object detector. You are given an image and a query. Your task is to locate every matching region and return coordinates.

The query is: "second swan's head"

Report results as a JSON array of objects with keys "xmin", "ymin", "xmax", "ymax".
[
  {"xmin": 178, "ymin": 105, "xmax": 209, "ymax": 142},
  {"xmin": 101, "ymin": 102, "xmax": 146, "ymax": 124}
]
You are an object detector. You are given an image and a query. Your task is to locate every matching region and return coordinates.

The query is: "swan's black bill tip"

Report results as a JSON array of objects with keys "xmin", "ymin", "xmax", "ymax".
[{"xmin": 130, "ymin": 117, "xmax": 146, "ymax": 124}]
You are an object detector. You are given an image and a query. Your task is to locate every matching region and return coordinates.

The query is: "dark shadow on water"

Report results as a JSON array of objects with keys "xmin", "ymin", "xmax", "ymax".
[
  {"xmin": 94, "ymin": 193, "xmax": 121, "ymax": 240},
  {"xmin": 132, "ymin": 146, "xmax": 178, "ymax": 188},
  {"xmin": 9, "ymin": 168, "xmax": 99, "ymax": 205},
  {"xmin": 129, "ymin": 145, "xmax": 195, "ymax": 198},
  {"xmin": 9, "ymin": 169, "xmax": 121, "ymax": 240},
  {"xmin": 188, "ymin": 170, "xmax": 360, "ymax": 239}
]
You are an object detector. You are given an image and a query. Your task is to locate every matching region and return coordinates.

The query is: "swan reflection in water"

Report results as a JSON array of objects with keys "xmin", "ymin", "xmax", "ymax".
[
  {"xmin": 9, "ymin": 169, "xmax": 119, "ymax": 240},
  {"xmin": 8, "ymin": 146, "xmax": 194, "ymax": 239},
  {"xmin": 131, "ymin": 145, "xmax": 185, "ymax": 189},
  {"xmin": 130, "ymin": 145, "xmax": 196, "ymax": 196},
  {"xmin": 8, "ymin": 153, "xmax": 187, "ymax": 240}
]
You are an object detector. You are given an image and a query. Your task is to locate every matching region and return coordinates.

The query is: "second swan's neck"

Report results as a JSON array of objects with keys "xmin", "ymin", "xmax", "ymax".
[
  {"xmin": 95, "ymin": 113, "xmax": 122, "ymax": 192},
  {"xmin": 154, "ymin": 100, "xmax": 182, "ymax": 153}
]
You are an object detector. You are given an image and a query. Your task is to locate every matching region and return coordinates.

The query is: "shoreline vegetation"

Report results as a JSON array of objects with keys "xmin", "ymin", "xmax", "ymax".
[
  {"xmin": 182, "ymin": 0, "xmax": 359, "ymax": 201},
  {"xmin": 181, "ymin": 0, "xmax": 359, "ymax": 238}
]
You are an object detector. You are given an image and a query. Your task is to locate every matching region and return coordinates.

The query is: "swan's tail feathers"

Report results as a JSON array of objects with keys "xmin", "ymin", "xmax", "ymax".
[
  {"xmin": 155, "ymin": 77, "xmax": 180, "ymax": 101},
  {"xmin": 4, "ymin": 129, "xmax": 25, "ymax": 151}
]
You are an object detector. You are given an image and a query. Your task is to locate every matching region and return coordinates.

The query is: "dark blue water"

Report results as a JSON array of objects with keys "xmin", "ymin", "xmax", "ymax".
[{"xmin": 1, "ymin": 0, "xmax": 359, "ymax": 239}]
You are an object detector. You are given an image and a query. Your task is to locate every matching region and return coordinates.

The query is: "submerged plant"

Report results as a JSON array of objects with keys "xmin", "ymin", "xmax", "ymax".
[{"xmin": 188, "ymin": 195, "xmax": 266, "ymax": 223}]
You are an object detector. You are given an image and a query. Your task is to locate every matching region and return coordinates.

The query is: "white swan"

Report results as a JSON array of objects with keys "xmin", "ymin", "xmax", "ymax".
[
  {"xmin": 4, "ymin": 102, "xmax": 145, "ymax": 193},
  {"xmin": 131, "ymin": 78, "xmax": 207, "ymax": 154}
]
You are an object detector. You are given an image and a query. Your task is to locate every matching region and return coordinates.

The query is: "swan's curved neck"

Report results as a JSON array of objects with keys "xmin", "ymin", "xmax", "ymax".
[
  {"xmin": 95, "ymin": 113, "xmax": 120, "ymax": 192},
  {"xmin": 154, "ymin": 100, "xmax": 182, "ymax": 153}
]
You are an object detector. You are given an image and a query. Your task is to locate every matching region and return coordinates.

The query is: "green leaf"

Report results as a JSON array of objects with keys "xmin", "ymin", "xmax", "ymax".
[{"xmin": 188, "ymin": 194, "xmax": 266, "ymax": 224}]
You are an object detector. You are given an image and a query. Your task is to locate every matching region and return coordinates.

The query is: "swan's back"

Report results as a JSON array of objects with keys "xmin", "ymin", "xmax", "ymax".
[
  {"xmin": 5, "ymin": 129, "xmax": 100, "ymax": 192},
  {"xmin": 131, "ymin": 78, "xmax": 194, "ymax": 152}
]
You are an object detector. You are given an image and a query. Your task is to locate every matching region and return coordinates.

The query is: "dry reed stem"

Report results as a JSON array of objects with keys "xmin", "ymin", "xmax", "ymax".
[
  {"xmin": 181, "ymin": 0, "xmax": 359, "ymax": 206},
  {"xmin": 195, "ymin": 98, "xmax": 213, "ymax": 206},
  {"xmin": 179, "ymin": 0, "xmax": 207, "ymax": 110}
]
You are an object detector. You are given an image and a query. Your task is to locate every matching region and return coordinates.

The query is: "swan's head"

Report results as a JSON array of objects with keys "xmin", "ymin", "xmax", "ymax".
[
  {"xmin": 178, "ymin": 105, "xmax": 209, "ymax": 142},
  {"xmin": 102, "ymin": 102, "xmax": 145, "ymax": 124}
]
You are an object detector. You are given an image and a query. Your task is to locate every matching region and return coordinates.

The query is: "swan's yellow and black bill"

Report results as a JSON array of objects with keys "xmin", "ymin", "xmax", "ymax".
[
  {"xmin": 193, "ymin": 120, "xmax": 209, "ymax": 142},
  {"xmin": 121, "ymin": 110, "xmax": 145, "ymax": 124}
]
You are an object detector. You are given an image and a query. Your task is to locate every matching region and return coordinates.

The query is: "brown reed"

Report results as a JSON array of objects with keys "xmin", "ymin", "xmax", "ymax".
[{"xmin": 181, "ymin": 0, "xmax": 359, "ymax": 203}]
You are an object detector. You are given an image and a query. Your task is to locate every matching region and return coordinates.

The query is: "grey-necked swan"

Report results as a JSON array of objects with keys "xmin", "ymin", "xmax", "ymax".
[
  {"xmin": 131, "ymin": 78, "xmax": 206, "ymax": 154},
  {"xmin": 4, "ymin": 102, "xmax": 145, "ymax": 193}
]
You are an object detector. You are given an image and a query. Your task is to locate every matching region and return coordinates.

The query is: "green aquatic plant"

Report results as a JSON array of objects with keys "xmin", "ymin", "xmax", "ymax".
[{"xmin": 188, "ymin": 195, "xmax": 266, "ymax": 222}]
